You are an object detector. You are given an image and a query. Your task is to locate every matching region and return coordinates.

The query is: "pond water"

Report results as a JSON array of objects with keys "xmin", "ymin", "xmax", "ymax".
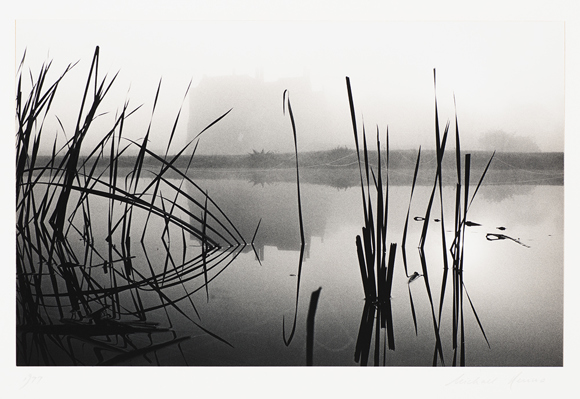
[{"xmin": 18, "ymin": 173, "xmax": 563, "ymax": 367}]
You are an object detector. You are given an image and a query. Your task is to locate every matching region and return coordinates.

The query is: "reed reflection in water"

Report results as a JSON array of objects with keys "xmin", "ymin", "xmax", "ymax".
[
  {"xmin": 172, "ymin": 177, "xmax": 562, "ymax": 366},
  {"xmin": 18, "ymin": 171, "xmax": 563, "ymax": 365}
]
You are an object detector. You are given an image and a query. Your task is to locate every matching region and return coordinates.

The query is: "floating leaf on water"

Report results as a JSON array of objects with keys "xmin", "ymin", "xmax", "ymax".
[{"xmin": 486, "ymin": 233, "xmax": 530, "ymax": 248}]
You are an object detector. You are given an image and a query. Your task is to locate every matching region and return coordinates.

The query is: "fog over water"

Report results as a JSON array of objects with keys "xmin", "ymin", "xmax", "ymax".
[
  {"xmin": 15, "ymin": 20, "xmax": 564, "ymax": 155},
  {"xmin": 7, "ymin": 3, "xmax": 580, "ymax": 397}
]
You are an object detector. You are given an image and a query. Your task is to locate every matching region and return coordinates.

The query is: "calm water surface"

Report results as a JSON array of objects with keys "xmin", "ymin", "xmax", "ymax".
[{"xmin": 22, "ymin": 176, "xmax": 563, "ymax": 366}]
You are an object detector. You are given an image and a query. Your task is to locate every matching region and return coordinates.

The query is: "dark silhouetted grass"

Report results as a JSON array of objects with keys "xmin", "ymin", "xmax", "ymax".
[
  {"xmin": 16, "ymin": 47, "xmax": 243, "ymax": 365},
  {"xmin": 282, "ymin": 90, "xmax": 307, "ymax": 347},
  {"xmin": 306, "ymin": 287, "xmax": 322, "ymax": 366},
  {"xmin": 348, "ymin": 70, "xmax": 494, "ymax": 367}
]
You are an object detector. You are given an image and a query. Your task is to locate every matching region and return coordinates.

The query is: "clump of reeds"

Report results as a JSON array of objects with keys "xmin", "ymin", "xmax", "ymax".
[
  {"xmin": 346, "ymin": 78, "xmax": 397, "ymax": 365},
  {"xmin": 16, "ymin": 47, "xmax": 244, "ymax": 365},
  {"xmin": 347, "ymin": 71, "xmax": 494, "ymax": 367},
  {"xmin": 346, "ymin": 77, "xmax": 396, "ymax": 306},
  {"xmin": 426, "ymin": 70, "xmax": 493, "ymax": 366}
]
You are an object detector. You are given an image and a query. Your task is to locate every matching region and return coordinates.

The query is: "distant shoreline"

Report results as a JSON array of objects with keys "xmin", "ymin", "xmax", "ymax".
[
  {"xmin": 38, "ymin": 148, "xmax": 563, "ymax": 170},
  {"xmin": 34, "ymin": 149, "xmax": 563, "ymax": 187}
]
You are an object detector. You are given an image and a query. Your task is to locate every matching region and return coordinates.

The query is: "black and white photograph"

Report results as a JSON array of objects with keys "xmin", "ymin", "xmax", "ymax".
[{"xmin": 3, "ymin": 0, "xmax": 579, "ymax": 397}]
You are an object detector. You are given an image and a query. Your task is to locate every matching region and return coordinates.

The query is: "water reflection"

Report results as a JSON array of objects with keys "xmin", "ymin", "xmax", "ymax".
[
  {"xmin": 17, "ymin": 167, "xmax": 245, "ymax": 365},
  {"xmin": 18, "ymin": 174, "xmax": 563, "ymax": 366},
  {"xmin": 179, "ymin": 176, "xmax": 562, "ymax": 366},
  {"xmin": 187, "ymin": 179, "xmax": 331, "ymax": 259}
]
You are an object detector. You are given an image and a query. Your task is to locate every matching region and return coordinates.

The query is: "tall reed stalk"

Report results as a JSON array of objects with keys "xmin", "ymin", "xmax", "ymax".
[{"xmin": 282, "ymin": 90, "xmax": 307, "ymax": 346}]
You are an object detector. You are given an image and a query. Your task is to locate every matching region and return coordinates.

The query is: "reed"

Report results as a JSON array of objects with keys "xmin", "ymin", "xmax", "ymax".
[
  {"xmin": 402, "ymin": 148, "xmax": 421, "ymax": 335},
  {"xmin": 282, "ymin": 90, "xmax": 307, "ymax": 346},
  {"xmin": 250, "ymin": 218, "xmax": 263, "ymax": 265},
  {"xmin": 306, "ymin": 287, "xmax": 322, "ymax": 366}
]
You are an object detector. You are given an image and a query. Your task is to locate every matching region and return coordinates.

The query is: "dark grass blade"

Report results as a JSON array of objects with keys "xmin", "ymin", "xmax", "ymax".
[
  {"xmin": 282, "ymin": 90, "xmax": 306, "ymax": 346},
  {"xmin": 375, "ymin": 142, "xmax": 384, "ymax": 299},
  {"xmin": 306, "ymin": 287, "xmax": 322, "ymax": 366},
  {"xmin": 362, "ymin": 226, "xmax": 376, "ymax": 299},
  {"xmin": 384, "ymin": 244, "xmax": 397, "ymax": 350},
  {"xmin": 467, "ymin": 151, "xmax": 495, "ymax": 212},
  {"xmin": 383, "ymin": 299, "xmax": 395, "ymax": 351},
  {"xmin": 449, "ymin": 96, "xmax": 463, "ymax": 343},
  {"xmin": 463, "ymin": 282, "xmax": 491, "ymax": 349},
  {"xmin": 418, "ymin": 179, "xmax": 437, "ymax": 249},
  {"xmin": 463, "ymin": 284, "xmax": 491, "ymax": 349},
  {"xmin": 381, "ymin": 129, "xmax": 389, "ymax": 266},
  {"xmin": 251, "ymin": 218, "xmax": 263, "ymax": 265},
  {"xmin": 190, "ymin": 108, "xmax": 233, "ymax": 142},
  {"xmin": 165, "ymin": 78, "xmax": 193, "ymax": 157},
  {"xmin": 401, "ymin": 244, "xmax": 410, "ymax": 286},
  {"xmin": 356, "ymin": 235, "xmax": 371, "ymax": 299},
  {"xmin": 181, "ymin": 229, "xmax": 187, "ymax": 266},
  {"xmin": 374, "ymin": 305, "xmax": 381, "ymax": 366},
  {"xmin": 419, "ymin": 123, "xmax": 449, "ymax": 248},
  {"xmin": 452, "ymin": 183, "xmax": 461, "ymax": 350},
  {"xmin": 128, "ymin": 77, "xmax": 162, "ymax": 192},
  {"xmin": 363, "ymin": 126, "xmax": 370, "ymax": 195},
  {"xmin": 202, "ymin": 195, "xmax": 209, "ymax": 302},
  {"xmin": 283, "ymin": 90, "xmax": 305, "ymax": 247},
  {"xmin": 433, "ymin": 124, "xmax": 452, "ymax": 327},
  {"xmin": 401, "ymin": 147, "xmax": 421, "ymax": 277},
  {"xmin": 251, "ymin": 218, "xmax": 262, "ymax": 244},
  {"xmin": 407, "ymin": 283, "xmax": 418, "ymax": 335},
  {"xmin": 345, "ymin": 77, "xmax": 368, "ymax": 224},
  {"xmin": 385, "ymin": 243, "xmax": 396, "ymax": 300},
  {"xmin": 461, "ymin": 154, "xmax": 471, "ymax": 271},
  {"xmin": 436, "ymin": 124, "xmax": 451, "ymax": 268},
  {"xmin": 460, "ymin": 292, "xmax": 466, "ymax": 366},
  {"xmin": 354, "ymin": 300, "xmax": 375, "ymax": 366},
  {"xmin": 282, "ymin": 244, "xmax": 306, "ymax": 346},
  {"xmin": 418, "ymin": 247, "xmax": 445, "ymax": 366},
  {"xmin": 459, "ymin": 154, "xmax": 471, "ymax": 366},
  {"xmin": 454, "ymin": 94, "xmax": 462, "ymax": 184},
  {"xmin": 384, "ymin": 126, "xmax": 389, "ymax": 216}
]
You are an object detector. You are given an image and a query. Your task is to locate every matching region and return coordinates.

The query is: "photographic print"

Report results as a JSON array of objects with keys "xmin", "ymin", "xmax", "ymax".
[{"xmin": 14, "ymin": 16, "xmax": 566, "ymax": 370}]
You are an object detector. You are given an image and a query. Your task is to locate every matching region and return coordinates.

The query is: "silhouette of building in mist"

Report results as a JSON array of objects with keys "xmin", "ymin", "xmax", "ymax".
[{"xmin": 188, "ymin": 71, "xmax": 333, "ymax": 155}]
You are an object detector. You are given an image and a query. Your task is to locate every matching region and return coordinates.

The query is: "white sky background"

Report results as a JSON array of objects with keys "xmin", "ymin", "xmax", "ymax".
[
  {"xmin": 15, "ymin": 19, "xmax": 565, "ymax": 153},
  {"xmin": 3, "ymin": 1, "xmax": 580, "ymax": 398}
]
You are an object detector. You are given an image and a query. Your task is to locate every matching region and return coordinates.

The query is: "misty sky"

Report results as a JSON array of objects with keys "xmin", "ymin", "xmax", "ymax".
[{"xmin": 15, "ymin": 20, "xmax": 565, "ymax": 153}]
